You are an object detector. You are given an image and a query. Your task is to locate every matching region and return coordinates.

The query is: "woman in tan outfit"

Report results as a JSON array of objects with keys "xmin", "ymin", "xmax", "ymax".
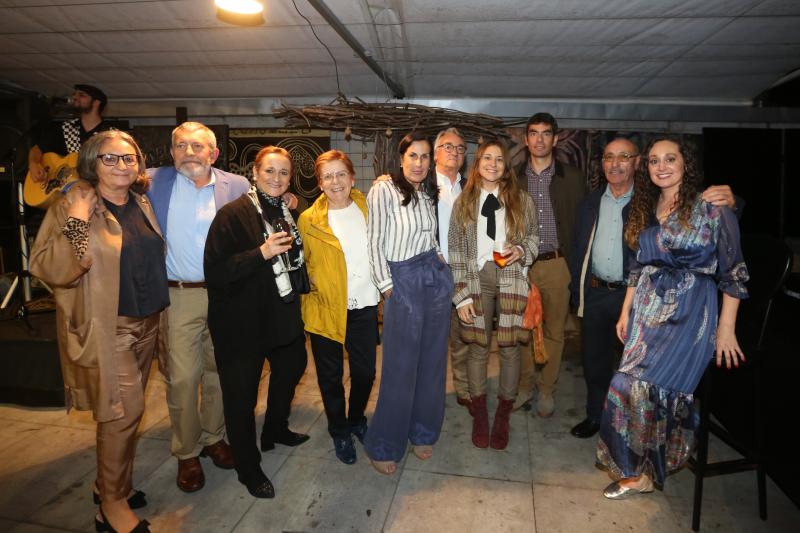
[
  {"xmin": 30, "ymin": 130, "xmax": 168, "ymax": 533},
  {"xmin": 449, "ymin": 139, "xmax": 539, "ymax": 450}
]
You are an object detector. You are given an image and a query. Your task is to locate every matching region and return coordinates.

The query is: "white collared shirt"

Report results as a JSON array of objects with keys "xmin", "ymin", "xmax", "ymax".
[
  {"xmin": 436, "ymin": 170, "xmax": 462, "ymax": 263},
  {"xmin": 367, "ymin": 180, "xmax": 440, "ymax": 292},
  {"xmin": 477, "ymin": 188, "xmax": 506, "ymax": 270}
]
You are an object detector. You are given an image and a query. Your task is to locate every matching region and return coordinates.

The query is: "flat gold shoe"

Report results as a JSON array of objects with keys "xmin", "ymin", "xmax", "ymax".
[{"xmin": 603, "ymin": 480, "xmax": 654, "ymax": 500}]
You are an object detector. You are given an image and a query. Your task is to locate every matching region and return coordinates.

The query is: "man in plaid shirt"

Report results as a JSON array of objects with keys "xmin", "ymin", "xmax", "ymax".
[{"xmin": 514, "ymin": 113, "xmax": 586, "ymax": 418}]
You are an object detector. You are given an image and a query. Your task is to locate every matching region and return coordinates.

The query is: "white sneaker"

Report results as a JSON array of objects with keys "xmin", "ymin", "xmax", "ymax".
[{"xmin": 536, "ymin": 392, "xmax": 554, "ymax": 418}]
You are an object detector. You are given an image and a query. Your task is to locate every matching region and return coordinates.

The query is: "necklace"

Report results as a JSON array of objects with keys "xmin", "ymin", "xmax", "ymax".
[{"xmin": 656, "ymin": 196, "xmax": 676, "ymax": 223}]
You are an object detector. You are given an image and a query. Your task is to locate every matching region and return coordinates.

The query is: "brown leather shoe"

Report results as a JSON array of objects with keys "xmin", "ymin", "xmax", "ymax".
[
  {"xmin": 200, "ymin": 439, "xmax": 235, "ymax": 470},
  {"xmin": 176, "ymin": 457, "xmax": 205, "ymax": 493}
]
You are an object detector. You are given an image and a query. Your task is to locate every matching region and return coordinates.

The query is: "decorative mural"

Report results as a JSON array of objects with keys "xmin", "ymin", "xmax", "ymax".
[{"xmin": 227, "ymin": 128, "xmax": 330, "ymax": 212}]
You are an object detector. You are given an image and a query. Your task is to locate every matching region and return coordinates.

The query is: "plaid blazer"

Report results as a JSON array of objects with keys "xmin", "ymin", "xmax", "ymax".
[{"xmin": 448, "ymin": 192, "xmax": 539, "ymax": 347}]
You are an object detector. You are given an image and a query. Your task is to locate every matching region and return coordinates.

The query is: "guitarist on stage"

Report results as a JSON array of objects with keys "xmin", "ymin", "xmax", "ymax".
[{"xmin": 27, "ymin": 84, "xmax": 109, "ymax": 184}]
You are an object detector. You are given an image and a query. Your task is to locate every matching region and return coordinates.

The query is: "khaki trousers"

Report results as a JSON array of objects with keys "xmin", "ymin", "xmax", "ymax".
[
  {"xmin": 519, "ymin": 257, "xmax": 571, "ymax": 398},
  {"xmin": 166, "ymin": 286, "xmax": 225, "ymax": 459},
  {"xmin": 449, "ymin": 306, "xmax": 470, "ymax": 400},
  {"xmin": 467, "ymin": 262, "xmax": 521, "ymax": 400},
  {"xmin": 96, "ymin": 314, "xmax": 158, "ymax": 500}
]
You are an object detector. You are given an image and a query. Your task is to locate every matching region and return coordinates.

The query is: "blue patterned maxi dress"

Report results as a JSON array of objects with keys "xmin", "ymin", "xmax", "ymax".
[{"xmin": 596, "ymin": 197, "xmax": 749, "ymax": 488}]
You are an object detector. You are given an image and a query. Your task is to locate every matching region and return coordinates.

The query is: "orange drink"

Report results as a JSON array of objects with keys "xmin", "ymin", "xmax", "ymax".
[{"xmin": 493, "ymin": 241, "xmax": 509, "ymax": 268}]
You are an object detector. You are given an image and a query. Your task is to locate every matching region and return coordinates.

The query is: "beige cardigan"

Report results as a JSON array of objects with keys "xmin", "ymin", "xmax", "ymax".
[{"xmin": 448, "ymin": 192, "xmax": 539, "ymax": 347}]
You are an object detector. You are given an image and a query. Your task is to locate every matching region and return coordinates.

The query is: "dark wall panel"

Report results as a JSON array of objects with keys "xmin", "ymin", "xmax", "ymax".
[{"xmin": 703, "ymin": 127, "xmax": 797, "ymax": 238}]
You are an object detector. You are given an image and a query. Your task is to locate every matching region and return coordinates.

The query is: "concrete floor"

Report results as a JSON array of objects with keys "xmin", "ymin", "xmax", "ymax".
[{"xmin": 1, "ymin": 334, "xmax": 798, "ymax": 533}]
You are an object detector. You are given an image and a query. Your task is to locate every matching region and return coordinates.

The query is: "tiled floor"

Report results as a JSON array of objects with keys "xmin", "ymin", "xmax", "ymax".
[{"xmin": 1, "ymin": 334, "xmax": 797, "ymax": 532}]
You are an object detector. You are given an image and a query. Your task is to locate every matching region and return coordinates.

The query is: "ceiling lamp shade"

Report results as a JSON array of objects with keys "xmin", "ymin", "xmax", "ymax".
[{"xmin": 215, "ymin": 0, "xmax": 264, "ymax": 26}]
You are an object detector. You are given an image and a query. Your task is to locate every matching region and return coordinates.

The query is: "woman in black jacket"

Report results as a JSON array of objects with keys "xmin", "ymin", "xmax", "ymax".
[{"xmin": 204, "ymin": 146, "xmax": 309, "ymax": 499}]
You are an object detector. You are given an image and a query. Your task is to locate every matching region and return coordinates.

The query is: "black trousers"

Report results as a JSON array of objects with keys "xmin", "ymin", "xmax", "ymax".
[
  {"xmin": 215, "ymin": 333, "xmax": 307, "ymax": 485},
  {"xmin": 581, "ymin": 285, "xmax": 626, "ymax": 421},
  {"xmin": 309, "ymin": 306, "xmax": 378, "ymax": 439}
]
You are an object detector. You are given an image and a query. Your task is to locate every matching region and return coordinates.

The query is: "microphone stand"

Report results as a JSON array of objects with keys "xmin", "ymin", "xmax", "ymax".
[{"xmin": 1, "ymin": 126, "xmax": 54, "ymax": 322}]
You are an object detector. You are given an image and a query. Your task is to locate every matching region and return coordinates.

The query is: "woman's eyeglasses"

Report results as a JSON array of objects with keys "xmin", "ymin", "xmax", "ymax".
[{"xmin": 97, "ymin": 153, "xmax": 138, "ymax": 166}]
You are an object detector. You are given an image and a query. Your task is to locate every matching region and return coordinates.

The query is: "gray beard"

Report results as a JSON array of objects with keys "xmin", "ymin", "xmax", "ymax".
[{"xmin": 177, "ymin": 162, "xmax": 211, "ymax": 180}]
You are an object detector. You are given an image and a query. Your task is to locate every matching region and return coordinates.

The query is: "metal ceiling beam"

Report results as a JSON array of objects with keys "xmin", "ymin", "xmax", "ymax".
[{"xmin": 305, "ymin": 0, "xmax": 405, "ymax": 99}]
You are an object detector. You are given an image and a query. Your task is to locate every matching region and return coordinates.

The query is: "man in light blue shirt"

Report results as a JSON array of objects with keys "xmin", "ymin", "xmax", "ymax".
[
  {"xmin": 591, "ymin": 178, "xmax": 633, "ymax": 284},
  {"xmin": 148, "ymin": 122, "xmax": 250, "ymax": 492}
]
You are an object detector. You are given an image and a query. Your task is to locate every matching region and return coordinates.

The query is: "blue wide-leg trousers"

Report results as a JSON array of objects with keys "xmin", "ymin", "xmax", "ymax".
[{"xmin": 364, "ymin": 250, "xmax": 454, "ymax": 462}]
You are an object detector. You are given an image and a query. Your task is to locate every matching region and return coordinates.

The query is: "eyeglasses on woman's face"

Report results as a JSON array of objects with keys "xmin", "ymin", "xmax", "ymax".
[{"xmin": 97, "ymin": 153, "xmax": 138, "ymax": 167}]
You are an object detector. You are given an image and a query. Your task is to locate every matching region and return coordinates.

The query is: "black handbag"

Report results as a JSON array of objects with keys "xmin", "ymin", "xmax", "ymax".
[{"xmin": 289, "ymin": 263, "xmax": 311, "ymax": 295}]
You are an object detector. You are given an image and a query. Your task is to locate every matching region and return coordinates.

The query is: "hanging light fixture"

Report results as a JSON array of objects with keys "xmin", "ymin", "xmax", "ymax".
[{"xmin": 215, "ymin": 0, "xmax": 265, "ymax": 26}]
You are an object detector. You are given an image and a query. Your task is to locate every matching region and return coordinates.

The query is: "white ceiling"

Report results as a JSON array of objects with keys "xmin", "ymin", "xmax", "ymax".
[{"xmin": 0, "ymin": 0, "xmax": 799, "ymax": 112}]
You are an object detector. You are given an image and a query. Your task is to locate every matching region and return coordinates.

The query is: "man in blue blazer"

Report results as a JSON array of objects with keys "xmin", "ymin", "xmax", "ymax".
[{"xmin": 147, "ymin": 122, "xmax": 250, "ymax": 492}]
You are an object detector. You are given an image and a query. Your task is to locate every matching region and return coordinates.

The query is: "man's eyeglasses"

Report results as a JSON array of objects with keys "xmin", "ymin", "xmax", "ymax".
[
  {"xmin": 97, "ymin": 153, "xmax": 138, "ymax": 167},
  {"xmin": 436, "ymin": 143, "xmax": 467, "ymax": 155},
  {"xmin": 602, "ymin": 152, "xmax": 638, "ymax": 164}
]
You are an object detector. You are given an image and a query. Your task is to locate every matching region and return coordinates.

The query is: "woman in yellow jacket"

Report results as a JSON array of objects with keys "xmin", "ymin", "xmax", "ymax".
[{"xmin": 298, "ymin": 150, "xmax": 380, "ymax": 465}]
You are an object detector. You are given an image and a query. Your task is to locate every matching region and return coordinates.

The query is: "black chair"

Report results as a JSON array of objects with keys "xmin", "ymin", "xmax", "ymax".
[{"xmin": 689, "ymin": 233, "xmax": 793, "ymax": 531}]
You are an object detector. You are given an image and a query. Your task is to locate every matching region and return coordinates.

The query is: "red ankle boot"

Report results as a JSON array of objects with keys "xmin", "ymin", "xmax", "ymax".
[
  {"xmin": 490, "ymin": 397, "xmax": 514, "ymax": 450},
  {"xmin": 471, "ymin": 394, "xmax": 489, "ymax": 448}
]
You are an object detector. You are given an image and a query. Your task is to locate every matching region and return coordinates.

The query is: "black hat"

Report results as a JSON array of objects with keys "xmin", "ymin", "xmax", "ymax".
[{"xmin": 74, "ymin": 84, "xmax": 107, "ymax": 110}]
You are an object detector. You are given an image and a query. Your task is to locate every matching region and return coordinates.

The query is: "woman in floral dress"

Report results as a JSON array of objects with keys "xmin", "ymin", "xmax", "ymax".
[{"xmin": 597, "ymin": 136, "xmax": 749, "ymax": 499}]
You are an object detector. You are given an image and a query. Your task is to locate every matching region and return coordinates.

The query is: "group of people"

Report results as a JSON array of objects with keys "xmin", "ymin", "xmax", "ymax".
[{"xmin": 26, "ymin": 84, "xmax": 749, "ymax": 533}]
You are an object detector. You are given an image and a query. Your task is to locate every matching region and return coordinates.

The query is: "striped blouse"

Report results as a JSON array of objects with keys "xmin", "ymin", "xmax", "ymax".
[{"xmin": 367, "ymin": 180, "xmax": 440, "ymax": 292}]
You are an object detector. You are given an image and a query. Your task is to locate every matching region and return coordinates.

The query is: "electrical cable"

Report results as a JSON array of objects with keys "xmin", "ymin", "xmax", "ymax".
[{"xmin": 290, "ymin": 0, "xmax": 342, "ymax": 96}]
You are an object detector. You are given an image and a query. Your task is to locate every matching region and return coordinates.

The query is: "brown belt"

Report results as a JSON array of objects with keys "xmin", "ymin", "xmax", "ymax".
[
  {"xmin": 537, "ymin": 249, "xmax": 564, "ymax": 261},
  {"xmin": 590, "ymin": 275, "xmax": 626, "ymax": 290},
  {"xmin": 168, "ymin": 280, "xmax": 207, "ymax": 289}
]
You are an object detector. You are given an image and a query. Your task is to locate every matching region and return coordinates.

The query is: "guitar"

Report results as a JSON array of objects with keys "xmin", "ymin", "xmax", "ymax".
[{"xmin": 23, "ymin": 152, "xmax": 79, "ymax": 208}]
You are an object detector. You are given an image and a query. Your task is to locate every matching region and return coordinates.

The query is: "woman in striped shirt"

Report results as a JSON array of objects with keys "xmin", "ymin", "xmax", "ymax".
[{"xmin": 364, "ymin": 132, "xmax": 454, "ymax": 475}]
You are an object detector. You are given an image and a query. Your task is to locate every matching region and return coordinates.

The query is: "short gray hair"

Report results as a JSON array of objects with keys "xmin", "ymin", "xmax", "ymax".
[
  {"xmin": 171, "ymin": 121, "xmax": 217, "ymax": 149},
  {"xmin": 434, "ymin": 127, "xmax": 464, "ymax": 148}
]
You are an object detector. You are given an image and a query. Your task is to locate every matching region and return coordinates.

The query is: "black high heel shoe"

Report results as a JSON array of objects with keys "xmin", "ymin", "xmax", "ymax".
[
  {"xmin": 92, "ymin": 488, "xmax": 147, "ymax": 509},
  {"xmin": 94, "ymin": 508, "xmax": 150, "ymax": 532}
]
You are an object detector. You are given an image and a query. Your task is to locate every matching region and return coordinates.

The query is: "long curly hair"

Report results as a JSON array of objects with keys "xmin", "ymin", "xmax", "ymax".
[
  {"xmin": 624, "ymin": 135, "xmax": 702, "ymax": 249},
  {"xmin": 453, "ymin": 138, "xmax": 527, "ymax": 243}
]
